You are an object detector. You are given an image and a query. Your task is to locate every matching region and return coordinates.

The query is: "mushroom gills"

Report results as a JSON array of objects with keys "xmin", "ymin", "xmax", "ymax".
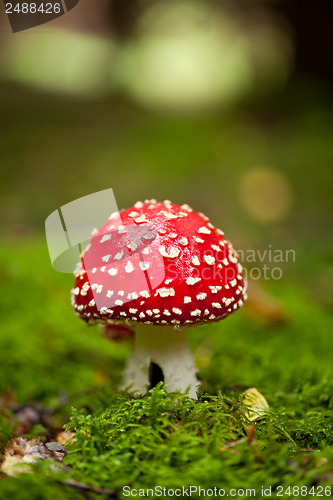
[{"xmin": 149, "ymin": 361, "xmax": 165, "ymax": 389}]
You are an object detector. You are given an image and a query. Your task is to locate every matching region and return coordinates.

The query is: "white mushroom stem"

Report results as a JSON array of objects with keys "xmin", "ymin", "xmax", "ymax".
[{"xmin": 123, "ymin": 324, "xmax": 200, "ymax": 398}]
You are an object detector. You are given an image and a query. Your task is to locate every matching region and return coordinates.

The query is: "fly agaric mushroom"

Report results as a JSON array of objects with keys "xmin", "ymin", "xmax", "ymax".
[{"xmin": 72, "ymin": 200, "xmax": 247, "ymax": 396}]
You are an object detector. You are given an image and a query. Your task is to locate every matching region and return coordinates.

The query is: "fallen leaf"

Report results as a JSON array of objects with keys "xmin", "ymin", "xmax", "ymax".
[
  {"xmin": 241, "ymin": 388, "xmax": 269, "ymax": 421},
  {"xmin": 56, "ymin": 430, "xmax": 76, "ymax": 445},
  {"xmin": 1, "ymin": 437, "xmax": 66, "ymax": 476}
]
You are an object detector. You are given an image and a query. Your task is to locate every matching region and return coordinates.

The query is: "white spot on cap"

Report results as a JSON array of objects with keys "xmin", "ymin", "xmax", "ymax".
[
  {"xmin": 102, "ymin": 255, "xmax": 111, "ymax": 263},
  {"xmin": 161, "ymin": 211, "xmax": 178, "ymax": 220},
  {"xmin": 142, "ymin": 248, "xmax": 150, "ymax": 255},
  {"xmin": 159, "ymin": 246, "xmax": 180, "ymax": 258},
  {"xmin": 184, "ymin": 296, "xmax": 191, "ymax": 304},
  {"xmin": 128, "ymin": 292, "xmax": 139, "ymax": 300},
  {"xmin": 181, "ymin": 204, "xmax": 193, "ymax": 211},
  {"xmin": 134, "ymin": 201, "xmax": 143, "ymax": 208},
  {"xmin": 109, "ymin": 212, "xmax": 118, "ymax": 220},
  {"xmin": 222, "ymin": 258, "xmax": 229, "ymax": 266},
  {"xmin": 100, "ymin": 266, "xmax": 106, "ymax": 272},
  {"xmin": 179, "ymin": 237, "xmax": 188, "ymax": 246},
  {"xmin": 139, "ymin": 312, "xmax": 145, "ymax": 318},
  {"xmin": 91, "ymin": 284, "xmax": 103, "ymax": 294},
  {"xmin": 209, "ymin": 286, "xmax": 222, "ymax": 294},
  {"xmin": 118, "ymin": 226, "xmax": 126, "ymax": 234},
  {"xmin": 198, "ymin": 212, "xmax": 209, "ymax": 221},
  {"xmin": 89, "ymin": 299, "xmax": 96, "ymax": 307},
  {"xmin": 198, "ymin": 226, "xmax": 211, "ymax": 235},
  {"xmin": 186, "ymin": 277, "xmax": 201, "ymax": 285},
  {"xmin": 197, "ymin": 293, "xmax": 207, "ymax": 300},
  {"xmin": 146, "ymin": 310, "xmax": 153, "ymax": 316},
  {"xmin": 158, "ymin": 228, "xmax": 167, "ymax": 235},
  {"xmin": 115, "ymin": 299, "xmax": 123, "ymax": 306},
  {"xmin": 91, "ymin": 268, "xmax": 97, "ymax": 274},
  {"xmin": 81, "ymin": 283, "xmax": 90, "ymax": 296},
  {"xmin": 125, "ymin": 261, "xmax": 135, "ymax": 273},
  {"xmin": 194, "ymin": 237, "xmax": 204, "ymax": 243},
  {"xmin": 120, "ymin": 312, "xmax": 127, "ymax": 317},
  {"xmin": 140, "ymin": 290, "xmax": 150, "ymax": 298},
  {"xmin": 118, "ymin": 291, "xmax": 124, "ymax": 296},
  {"xmin": 172, "ymin": 307, "xmax": 182, "ymax": 315},
  {"xmin": 230, "ymin": 279, "xmax": 237, "ymax": 287},
  {"xmin": 140, "ymin": 261, "xmax": 150, "ymax": 271},
  {"xmin": 225, "ymin": 284, "xmax": 230, "ymax": 290},
  {"xmin": 191, "ymin": 309, "xmax": 201, "ymax": 317},
  {"xmin": 163, "ymin": 309, "xmax": 171, "ymax": 316},
  {"xmin": 115, "ymin": 251, "xmax": 124, "ymax": 260},
  {"xmin": 143, "ymin": 232, "xmax": 155, "ymax": 240},
  {"xmin": 100, "ymin": 307, "xmax": 108, "ymax": 314},
  {"xmin": 106, "ymin": 290, "xmax": 113, "ymax": 298},
  {"xmin": 100, "ymin": 234, "xmax": 111, "ymax": 243},
  {"xmin": 211, "ymin": 245, "xmax": 220, "ymax": 251},
  {"xmin": 191, "ymin": 256, "xmax": 200, "ymax": 266},
  {"xmin": 155, "ymin": 287, "xmax": 175, "ymax": 298},
  {"xmin": 217, "ymin": 229, "xmax": 224, "ymax": 236},
  {"xmin": 128, "ymin": 211, "xmax": 139, "ymax": 218},
  {"xmin": 212, "ymin": 303, "xmax": 221, "ymax": 309},
  {"xmin": 72, "ymin": 287, "xmax": 80, "ymax": 295},
  {"xmin": 165, "ymin": 279, "xmax": 173, "ymax": 285},
  {"xmin": 204, "ymin": 255, "xmax": 215, "ymax": 265},
  {"xmin": 169, "ymin": 233, "xmax": 177, "ymax": 239},
  {"xmin": 108, "ymin": 268, "xmax": 118, "ymax": 276},
  {"xmin": 128, "ymin": 242, "xmax": 138, "ymax": 251},
  {"xmin": 209, "ymin": 314, "xmax": 216, "ymax": 320},
  {"xmin": 204, "ymin": 309, "xmax": 210, "ymax": 315},
  {"xmin": 135, "ymin": 215, "xmax": 146, "ymax": 223},
  {"xmin": 153, "ymin": 309, "xmax": 160, "ymax": 314}
]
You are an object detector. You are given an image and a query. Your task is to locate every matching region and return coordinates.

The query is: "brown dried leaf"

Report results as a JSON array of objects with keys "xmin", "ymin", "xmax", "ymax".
[
  {"xmin": 1, "ymin": 437, "xmax": 66, "ymax": 476},
  {"xmin": 56, "ymin": 430, "xmax": 76, "ymax": 445}
]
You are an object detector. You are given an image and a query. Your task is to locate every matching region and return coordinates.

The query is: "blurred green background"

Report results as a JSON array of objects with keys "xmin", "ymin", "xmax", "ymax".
[
  {"xmin": 1, "ymin": 0, "xmax": 332, "ymax": 402},
  {"xmin": 0, "ymin": 0, "xmax": 333, "ymax": 491}
]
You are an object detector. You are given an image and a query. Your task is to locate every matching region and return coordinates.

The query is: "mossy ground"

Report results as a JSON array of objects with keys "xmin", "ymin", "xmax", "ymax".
[{"xmin": 0, "ymin": 238, "xmax": 332, "ymax": 499}]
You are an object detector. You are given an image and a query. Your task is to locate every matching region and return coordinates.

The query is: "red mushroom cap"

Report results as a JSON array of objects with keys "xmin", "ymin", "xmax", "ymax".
[{"xmin": 72, "ymin": 200, "xmax": 247, "ymax": 326}]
